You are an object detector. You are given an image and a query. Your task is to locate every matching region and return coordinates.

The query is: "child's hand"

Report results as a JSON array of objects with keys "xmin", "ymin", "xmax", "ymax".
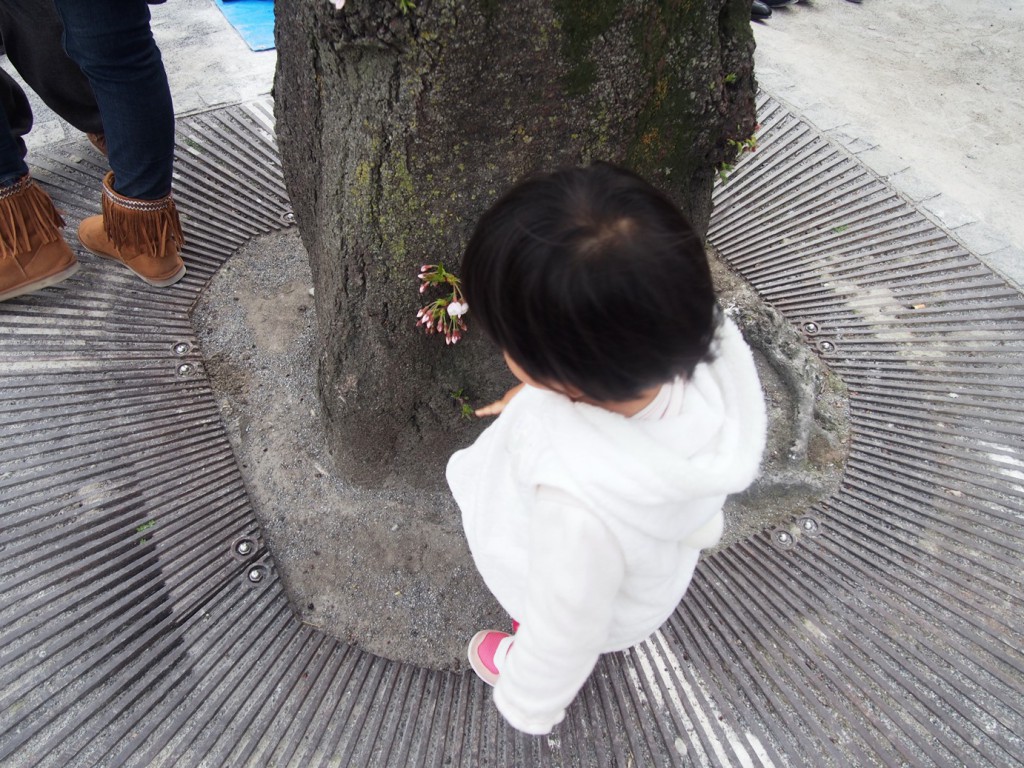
[{"xmin": 475, "ymin": 383, "xmax": 526, "ymax": 418}]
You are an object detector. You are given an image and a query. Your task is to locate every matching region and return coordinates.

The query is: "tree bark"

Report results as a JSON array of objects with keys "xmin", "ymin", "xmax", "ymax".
[{"xmin": 275, "ymin": 0, "xmax": 756, "ymax": 489}]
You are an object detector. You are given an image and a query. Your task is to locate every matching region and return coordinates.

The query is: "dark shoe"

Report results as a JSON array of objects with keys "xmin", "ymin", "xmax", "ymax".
[
  {"xmin": 0, "ymin": 175, "xmax": 79, "ymax": 302},
  {"xmin": 87, "ymin": 132, "xmax": 108, "ymax": 157},
  {"xmin": 752, "ymin": 0, "xmax": 772, "ymax": 19},
  {"xmin": 761, "ymin": 0, "xmax": 797, "ymax": 5},
  {"xmin": 78, "ymin": 171, "xmax": 185, "ymax": 287}
]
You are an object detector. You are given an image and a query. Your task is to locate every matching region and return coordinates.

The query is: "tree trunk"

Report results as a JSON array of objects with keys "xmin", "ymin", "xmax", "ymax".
[{"xmin": 274, "ymin": 0, "xmax": 756, "ymax": 489}]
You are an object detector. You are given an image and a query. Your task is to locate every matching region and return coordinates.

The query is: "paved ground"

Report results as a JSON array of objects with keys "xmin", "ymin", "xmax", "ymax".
[
  {"xmin": 5, "ymin": 0, "xmax": 1020, "ymax": 286},
  {"xmin": 753, "ymin": 0, "xmax": 1024, "ymax": 286}
]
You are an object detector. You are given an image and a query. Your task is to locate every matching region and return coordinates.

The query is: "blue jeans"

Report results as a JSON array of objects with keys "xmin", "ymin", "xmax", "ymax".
[{"xmin": 0, "ymin": 0, "xmax": 174, "ymax": 200}]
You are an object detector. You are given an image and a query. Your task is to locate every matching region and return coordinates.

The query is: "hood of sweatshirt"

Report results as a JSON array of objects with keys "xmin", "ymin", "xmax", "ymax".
[{"xmin": 506, "ymin": 316, "xmax": 767, "ymax": 542}]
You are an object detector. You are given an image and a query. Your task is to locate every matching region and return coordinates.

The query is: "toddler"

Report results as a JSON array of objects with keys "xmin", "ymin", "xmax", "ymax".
[{"xmin": 446, "ymin": 162, "xmax": 767, "ymax": 735}]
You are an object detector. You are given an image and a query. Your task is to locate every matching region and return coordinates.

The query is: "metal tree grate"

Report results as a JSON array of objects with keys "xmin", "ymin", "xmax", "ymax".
[{"xmin": 1, "ymin": 95, "xmax": 1021, "ymax": 767}]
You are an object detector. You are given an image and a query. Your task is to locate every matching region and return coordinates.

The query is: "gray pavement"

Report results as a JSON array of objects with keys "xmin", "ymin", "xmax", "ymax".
[
  {"xmin": 3, "ymin": 0, "xmax": 1021, "ymax": 288},
  {"xmin": 753, "ymin": 0, "xmax": 1024, "ymax": 288}
]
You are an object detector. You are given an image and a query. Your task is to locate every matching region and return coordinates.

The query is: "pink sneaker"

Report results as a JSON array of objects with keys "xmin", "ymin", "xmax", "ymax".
[{"xmin": 468, "ymin": 630, "xmax": 513, "ymax": 687}]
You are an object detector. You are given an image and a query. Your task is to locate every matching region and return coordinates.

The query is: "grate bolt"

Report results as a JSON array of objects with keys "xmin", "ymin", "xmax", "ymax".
[
  {"xmin": 818, "ymin": 340, "xmax": 836, "ymax": 354},
  {"xmin": 172, "ymin": 342, "xmax": 191, "ymax": 356},
  {"xmin": 176, "ymin": 362, "xmax": 195, "ymax": 377},
  {"xmin": 803, "ymin": 322, "xmax": 820, "ymax": 335},
  {"xmin": 247, "ymin": 566, "xmax": 266, "ymax": 583}
]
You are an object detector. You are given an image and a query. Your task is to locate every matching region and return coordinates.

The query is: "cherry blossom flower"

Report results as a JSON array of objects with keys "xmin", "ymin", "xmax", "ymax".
[{"xmin": 416, "ymin": 263, "xmax": 468, "ymax": 344}]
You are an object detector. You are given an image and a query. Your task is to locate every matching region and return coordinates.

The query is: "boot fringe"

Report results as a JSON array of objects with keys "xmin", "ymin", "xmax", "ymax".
[
  {"xmin": 0, "ymin": 176, "xmax": 65, "ymax": 261},
  {"xmin": 101, "ymin": 172, "xmax": 184, "ymax": 261}
]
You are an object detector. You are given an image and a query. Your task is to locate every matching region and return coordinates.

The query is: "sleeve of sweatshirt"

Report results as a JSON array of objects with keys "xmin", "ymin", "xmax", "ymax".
[{"xmin": 492, "ymin": 487, "xmax": 625, "ymax": 735}]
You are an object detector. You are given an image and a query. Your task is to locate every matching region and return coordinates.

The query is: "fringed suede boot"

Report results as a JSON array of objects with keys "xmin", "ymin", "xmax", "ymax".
[
  {"xmin": 0, "ymin": 175, "xmax": 79, "ymax": 303},
  {"xmin": 78, "ymin": 171, "xmax": 185, "ymax": 287}
]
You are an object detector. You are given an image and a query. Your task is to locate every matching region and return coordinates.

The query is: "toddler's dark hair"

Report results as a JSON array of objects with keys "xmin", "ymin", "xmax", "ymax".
[{"xmin": 461, "ymin": 162, "xmax": 720, "ymax": 403}]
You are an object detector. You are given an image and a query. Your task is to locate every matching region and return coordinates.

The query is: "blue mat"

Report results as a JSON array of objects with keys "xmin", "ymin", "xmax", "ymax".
[{"xmin": 213, "ymin": 0, "xmax": 275, "ymax": 52}]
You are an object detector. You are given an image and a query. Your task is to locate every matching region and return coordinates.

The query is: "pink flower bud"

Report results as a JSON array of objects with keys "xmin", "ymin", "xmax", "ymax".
[{"xmin": 419, "ymin": 284, "xmax": 427, "ymax": 293}]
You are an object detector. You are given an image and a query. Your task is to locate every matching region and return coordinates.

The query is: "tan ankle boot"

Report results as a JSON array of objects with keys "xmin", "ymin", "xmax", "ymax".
[
  {"xmin": 0, "ymin": 175, "xmax": 79, "ymax": 303},
  {"xmin": 78, "ymin": 171, "xmax": 186, "ymax": 287}
]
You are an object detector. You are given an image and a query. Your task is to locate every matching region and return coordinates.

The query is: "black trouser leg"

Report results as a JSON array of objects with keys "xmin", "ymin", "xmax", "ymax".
[{"xmin": 0, "ymin": 0, "xmax": 102, "ymax": 136}]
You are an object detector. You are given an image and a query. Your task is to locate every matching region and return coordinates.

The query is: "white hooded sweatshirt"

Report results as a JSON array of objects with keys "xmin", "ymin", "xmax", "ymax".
[{"xmin": 446, "ymin": 317, "xmax": 767, "ymax": 735}]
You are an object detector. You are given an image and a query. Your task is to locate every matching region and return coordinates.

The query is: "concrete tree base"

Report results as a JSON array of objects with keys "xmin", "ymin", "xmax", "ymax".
[{"xmin": 193, "ymin": 229, "xmax": 848, "ymax": 670}]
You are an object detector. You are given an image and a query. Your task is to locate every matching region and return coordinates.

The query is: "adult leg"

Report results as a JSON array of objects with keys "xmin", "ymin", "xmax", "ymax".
[
  {"xmin": 0, "ymin": 67, "xmax": 32, "ymax": 165},
  {"xmin": 51, "ymin": 0, "xmax": 172, "ymax": 199},
  {"xmin": 51, "ymin": 0, "xmax": 183, "ymax": 286},
  {"xmin": 0, "ymin": 94, "xmax": 78, "ymax": 302},
  {"xmin": 0, "ymin": 0, "xmax": 103, "ymax": 137}
]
